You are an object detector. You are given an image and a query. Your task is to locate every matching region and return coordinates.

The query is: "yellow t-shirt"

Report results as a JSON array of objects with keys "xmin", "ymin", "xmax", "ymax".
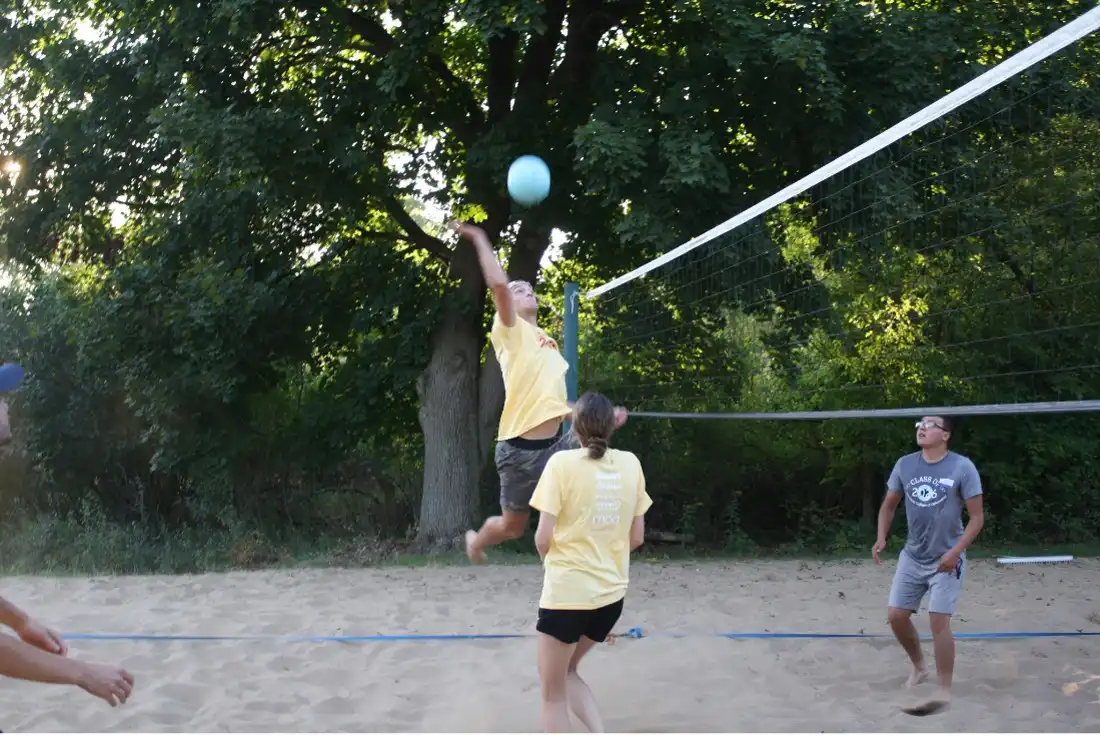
[
  {"xmin": 529, "ymin": 448, "xmax": 653, "ymax": 610},
  {"xmin": 490, "ymin": 314, "xmax": 571, "ymax": 440}
]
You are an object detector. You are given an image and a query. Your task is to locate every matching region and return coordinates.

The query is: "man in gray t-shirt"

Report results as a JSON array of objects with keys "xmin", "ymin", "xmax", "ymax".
[{"xmin": 873, "ymin": 415, "xmax": 985, "ymax": 713}]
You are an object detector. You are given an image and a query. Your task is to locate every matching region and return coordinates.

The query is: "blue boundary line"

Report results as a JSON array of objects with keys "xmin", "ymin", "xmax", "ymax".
[{"xmin": 60, "ymin": 627, "xmax": 1100, "ymax": 643}]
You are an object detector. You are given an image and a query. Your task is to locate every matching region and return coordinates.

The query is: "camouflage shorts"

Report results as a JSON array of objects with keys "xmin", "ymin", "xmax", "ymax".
[{"xmin": 494, "ymin": 429, "xmax": 580, "ymax": 513}]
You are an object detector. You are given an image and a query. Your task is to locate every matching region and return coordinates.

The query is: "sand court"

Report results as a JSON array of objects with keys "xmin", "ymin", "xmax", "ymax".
[{"xmin": 0, "ymin": 557, "xmax": 1098, "ymax": 732}]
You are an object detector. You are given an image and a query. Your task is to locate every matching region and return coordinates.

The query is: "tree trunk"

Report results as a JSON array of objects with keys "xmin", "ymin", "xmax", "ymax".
[
  {"xmin": 415, "ymin": 305, "xmax": 484, "ymax": 548},
  {"xmin": 477, "ymin": 348, "xmax": 504, "ymax": 461}
]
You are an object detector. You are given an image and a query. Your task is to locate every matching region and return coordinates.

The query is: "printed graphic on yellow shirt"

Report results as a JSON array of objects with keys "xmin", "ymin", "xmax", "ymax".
[
  {"xmin": 530, "ymin": 448, "xmax": 653, "ymax": 611},
  {"xmin": 592, "ymin": 470, "xmax": 626, "ymax": 529}
]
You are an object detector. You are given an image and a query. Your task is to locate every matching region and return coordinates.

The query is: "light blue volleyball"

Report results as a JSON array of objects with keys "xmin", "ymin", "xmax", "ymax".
[{"xmin": 507, "ymin": 155, "xmax": 551, "ymax": 206}]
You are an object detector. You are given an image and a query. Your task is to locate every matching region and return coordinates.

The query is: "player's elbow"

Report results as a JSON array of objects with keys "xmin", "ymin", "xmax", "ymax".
[
  {"xmin": 490, "ymin": 285, "xmax": 515, "ymax": 325},
  {"xmin": 533, "ymin": 519, "xmax": 553, "ymax": 557},
  {"xmin": 489, "ymin": 280, "xmax": 511, "ymax": 299},
  {"xmin": 534, "ymin": 533, "xmax": 551, "ymax": 558},
  {"xmin": 629, "ymin": 518, "xmax": 645, "ymax": 550}
]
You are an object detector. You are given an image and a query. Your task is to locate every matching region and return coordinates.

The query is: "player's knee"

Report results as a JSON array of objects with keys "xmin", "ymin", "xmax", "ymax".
[
  {"xmin": 887, "ymin": 606, "xmax": 913, "ymax": 627},
  {"xmin": 928, "ymin": 612, "xmax": 952, "ymax": 635},
  {"xmin": 539, "ymin": 671, "xmax": 567, "ymax": 701},
  {"xmin": 501, "ymin": 512, "xmax": 528, "ymax": 538}
]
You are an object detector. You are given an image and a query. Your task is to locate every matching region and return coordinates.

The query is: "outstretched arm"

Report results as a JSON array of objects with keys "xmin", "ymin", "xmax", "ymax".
[
  {"xmin": 0, "ymin": 634, "xmax": 135, "ymax": 707},
  {"xmin": 451, "ymin": 222, "xmax": 515, "ymax": 327},
  {"xmin": 0, "ymin": 595, "xmax": 30, "ymax": 632},
  {"xmin": 0, "ymin": 595, "xmax": 66, "ymax": 655},
  {"xmin": 0, "ymin": 633, "xmax": 83, "ymax": 686}
]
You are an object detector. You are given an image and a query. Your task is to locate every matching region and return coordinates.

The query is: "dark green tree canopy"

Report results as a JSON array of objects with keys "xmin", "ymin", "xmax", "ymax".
[{"xmin": 1, "ymin": 0, "xmax": 1095, "ymax": 552}]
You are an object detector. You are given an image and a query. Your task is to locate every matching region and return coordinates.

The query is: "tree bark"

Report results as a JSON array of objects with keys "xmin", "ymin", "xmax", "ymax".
[
  {"xmin": 415, "ymin": 304, "xmax": 483, "ymax": 548},
  {"xmin": 477, "ymin": 349, "xmax": 505, "ymax": 462}
]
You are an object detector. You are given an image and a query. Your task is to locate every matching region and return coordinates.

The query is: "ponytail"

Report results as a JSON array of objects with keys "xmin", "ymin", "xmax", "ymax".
[{"xmin": 585, "ymin": 436, "xmax": 608, "ymax": 460}]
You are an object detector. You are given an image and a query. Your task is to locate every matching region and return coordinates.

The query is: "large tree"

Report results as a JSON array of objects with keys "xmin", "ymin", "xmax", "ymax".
[{"xmin": 2, "ymin": 0, "xmax": 1088, "ymax": 544}]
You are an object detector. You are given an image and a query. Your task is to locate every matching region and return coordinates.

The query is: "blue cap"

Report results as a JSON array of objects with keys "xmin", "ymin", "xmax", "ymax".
[{"xmin": 0, "ymin": 363, "xmax": 25, "ymax": 393}]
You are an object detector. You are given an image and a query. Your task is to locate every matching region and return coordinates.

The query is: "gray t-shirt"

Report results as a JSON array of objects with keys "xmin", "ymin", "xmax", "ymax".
[{"xmin": 887, "ymin": 450, "xmax": 983, "ymax": 565}]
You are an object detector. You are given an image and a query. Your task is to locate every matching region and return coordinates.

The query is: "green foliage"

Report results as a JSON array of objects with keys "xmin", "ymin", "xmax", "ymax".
[
  {"xmin": 1, "ymin": 0, "xmax": 1098, "ymax": 567},
  {"xmin": 576, "ymin": 32, "xmax": 1100, "ymax": 552},
  {"xmin": 0, "ymin": 243, "xmax": 429, "ymax": 541}
]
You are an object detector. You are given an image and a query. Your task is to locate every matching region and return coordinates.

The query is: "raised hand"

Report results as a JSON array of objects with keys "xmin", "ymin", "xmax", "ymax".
[{"xmin": 448, "ymin": 220, "xmax": 488, "ymax": 243}]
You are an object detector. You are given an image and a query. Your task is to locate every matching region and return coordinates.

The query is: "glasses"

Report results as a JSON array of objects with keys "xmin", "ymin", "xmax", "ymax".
[{"xmin": 915, "ymin": 420, "xmax": 945, "ymax": 431}]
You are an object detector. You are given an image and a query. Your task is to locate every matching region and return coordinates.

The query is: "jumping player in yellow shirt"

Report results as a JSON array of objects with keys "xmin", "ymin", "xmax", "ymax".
[
  {"xmin": 529, "ymin": 391, "xmax": 651, "ymax": 732},
  {"xmin": 452, "ymin": 222, "xmax": 626, "ymax": 565}
]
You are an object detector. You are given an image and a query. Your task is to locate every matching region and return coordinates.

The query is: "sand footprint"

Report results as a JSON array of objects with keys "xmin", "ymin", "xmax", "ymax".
[{"xmin": 315, "ymin": 694, "xmax": 360, "ymax": 716}]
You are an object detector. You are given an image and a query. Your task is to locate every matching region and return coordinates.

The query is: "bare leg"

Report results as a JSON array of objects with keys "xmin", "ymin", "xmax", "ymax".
[
  {"xmin": 929, "ymin": 612, "xmax": 954, "ymax": 699},
  {"xmin": 465, "ymin": 510, "xmax": 528, "ymax": 564},
  {"xmin": 566, "ymin": 637, "xmax": 604, "ymax": 733},
  {"xmin": 899, "ymin": 612, "xmax": 954, "ymax": 716},
  {"xmin": 887, "ymin": 607, "xmax": 926, "ymax": 686},
  {"xmin": 538, "ymin": 633, "xmax": 576, "ymax": 732}
]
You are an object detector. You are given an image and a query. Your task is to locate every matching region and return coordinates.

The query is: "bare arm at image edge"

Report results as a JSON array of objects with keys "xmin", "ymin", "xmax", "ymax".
[{"xmin": 0, "ymin": 635, "xmax": 136, "ymax": 707}]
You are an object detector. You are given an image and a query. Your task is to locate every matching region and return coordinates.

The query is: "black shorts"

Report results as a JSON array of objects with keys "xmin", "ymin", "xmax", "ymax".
[{"xmin": 535, "ymin": 597, "xmax": 625, "ymax": 645}]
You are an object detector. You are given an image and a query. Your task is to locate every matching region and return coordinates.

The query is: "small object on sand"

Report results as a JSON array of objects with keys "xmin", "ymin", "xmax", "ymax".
[{"xmin": 997, "ymin": 555, "xmax": 1074, "ymax": 565}]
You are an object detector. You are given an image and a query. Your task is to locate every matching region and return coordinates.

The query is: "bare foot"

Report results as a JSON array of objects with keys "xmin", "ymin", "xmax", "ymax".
[
  {"xmin": 902, "ymin": 687, "xmax": 950, "ymax": 716},
  {"xmin": 906, "ymin": 663, "xmax": 928, "ymax": 688},
  {"xmin": 465, "ymin": 530, "xmax": 488, "ymax": 565}
]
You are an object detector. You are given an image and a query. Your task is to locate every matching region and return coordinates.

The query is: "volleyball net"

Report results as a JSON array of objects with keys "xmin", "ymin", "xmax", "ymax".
[{"xmin": 570, "ymin": 6, "xmax": 1100, "ymax": 424}]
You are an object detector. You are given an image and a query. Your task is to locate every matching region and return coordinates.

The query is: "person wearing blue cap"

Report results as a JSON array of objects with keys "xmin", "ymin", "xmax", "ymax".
[
  {"xmin": 0, "ymin": 363, "xmax": 135, "ymax": 706},
  {"xmin": 0, "ymin": 362, "xmax": 23, "ymax": 445}
]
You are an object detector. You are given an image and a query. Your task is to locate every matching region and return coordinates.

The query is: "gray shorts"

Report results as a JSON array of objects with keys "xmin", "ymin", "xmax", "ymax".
[
  {"xmin": 888, "ymin": 549, "xmax": 965, "ymax": 616},
  {"xmin": 494, "ymin": 429, "xmax": 580, "ymax": 513}
]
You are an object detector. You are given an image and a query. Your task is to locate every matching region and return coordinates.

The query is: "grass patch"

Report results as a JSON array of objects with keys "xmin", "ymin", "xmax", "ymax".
[{"xmin": 0, "ymin": 512, "xmax": 1096, "ymax": 577}]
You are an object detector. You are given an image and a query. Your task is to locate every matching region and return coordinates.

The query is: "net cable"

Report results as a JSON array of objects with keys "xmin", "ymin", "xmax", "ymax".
[{"xmin": 585, "ymin": 5, "xmax": 1100, "ymax": 300}]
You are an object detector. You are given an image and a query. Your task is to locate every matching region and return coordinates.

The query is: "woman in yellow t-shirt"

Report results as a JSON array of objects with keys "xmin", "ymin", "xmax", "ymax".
[{"xmin": 528, "ymin": 391, "xmax": 653, "ymax": 733}]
